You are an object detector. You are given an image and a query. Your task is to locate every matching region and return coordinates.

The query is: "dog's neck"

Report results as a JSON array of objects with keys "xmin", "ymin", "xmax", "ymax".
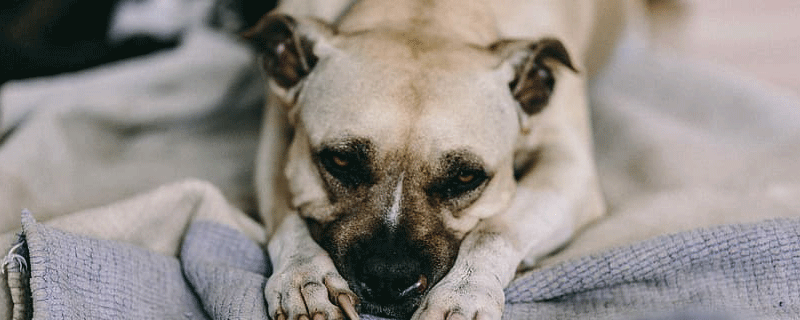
[{"xmin": 337, "ymin": 0, "xmax": 499, "ymax": 46}]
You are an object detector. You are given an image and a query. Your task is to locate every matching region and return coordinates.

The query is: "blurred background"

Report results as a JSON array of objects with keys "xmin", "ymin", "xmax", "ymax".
[
  {"xmin": 2, "ymin": 0, "xmax": 798, "ymax": 92},
  {"xmin": 0, "ymin": 0, "xmax": 278, "ymax": 85},
  {"xmin": 648, "ymin": 0, "xmax": 800, "ymax": 93}
]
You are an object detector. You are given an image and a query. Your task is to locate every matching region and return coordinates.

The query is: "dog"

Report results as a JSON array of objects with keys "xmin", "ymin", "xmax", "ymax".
[{"xmin": 243, "ymin": 0, "xmax": 629, "ymax": 318}]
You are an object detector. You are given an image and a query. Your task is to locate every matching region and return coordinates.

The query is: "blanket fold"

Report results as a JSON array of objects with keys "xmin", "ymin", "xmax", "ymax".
[
  {"xmin": 0, "ymin": 178, "xmax": 268, "ymax": 319},
  {"xmin": 2, "ymin": 179, "xmax": 273, "ymax": 320},
  {"xmin": 2, "ymin": 239, "xmax": 29, "ymax": 320},
  {"xmin": 13, "ymin": 210, "xmax": 208, "ymax": 319},
  {"xmin": 180, "ymin": 221, "xmax": 270, "ymax": 319}
]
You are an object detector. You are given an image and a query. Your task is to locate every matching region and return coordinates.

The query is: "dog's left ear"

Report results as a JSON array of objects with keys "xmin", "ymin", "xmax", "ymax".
[
  {"xmin": 491, "ymin": 38, "xmax": 578, "ymax": 116},
  {"xmin": 241, "ymin": 13, "xmax": 336, "ymax": 100}
]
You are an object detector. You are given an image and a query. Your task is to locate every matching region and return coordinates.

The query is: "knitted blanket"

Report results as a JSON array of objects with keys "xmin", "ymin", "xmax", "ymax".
[{"xmin": 3, "ymin": 181, "xmax": 798, "ymax": 319}]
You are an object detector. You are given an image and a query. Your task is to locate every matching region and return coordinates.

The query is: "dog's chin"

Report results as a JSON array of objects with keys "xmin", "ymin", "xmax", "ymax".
[{"xmin": 358, "ymin": 298, "xmax": 421, "ymax": 320}]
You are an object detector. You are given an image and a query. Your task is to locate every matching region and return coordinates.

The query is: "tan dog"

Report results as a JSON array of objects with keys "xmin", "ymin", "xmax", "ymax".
[{"xmin": 244, "ymin": 0, "xmax": 629, "ymax": 318}]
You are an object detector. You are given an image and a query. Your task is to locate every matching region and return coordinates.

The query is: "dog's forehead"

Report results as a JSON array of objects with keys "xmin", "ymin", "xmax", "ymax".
[
  {"xmin": 298, "ymin": 34, "xmax": 519, "ymax": 166},
  {"xmin": 410, "ymin": 74, "xmax": 519, "ymax": 165},
  {"xmin": 333, "ymin": 30, "xmax": 498, "ymax": 70}
]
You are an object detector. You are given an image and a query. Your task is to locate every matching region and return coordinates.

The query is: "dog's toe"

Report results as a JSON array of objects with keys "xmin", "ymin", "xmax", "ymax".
[
  {"xmin": 302, "ymin": 273, "xmax": 353, "ymax": 320},
  {"xmin": 410, "ymin": 273, "xmax": 504, "ymax": 320},
  {"xmin": 265, "ymin": 256, "xmax": 357, "ymax": 320},
  {"xmin": 301, "ymin": 280, "xmax": 335, "ymax": 316}
]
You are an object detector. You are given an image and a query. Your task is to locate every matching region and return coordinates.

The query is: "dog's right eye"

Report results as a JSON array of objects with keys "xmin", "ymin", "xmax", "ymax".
[{"xmin": 318, "ymin": 149, "xmax": 373, "ymax": 188}]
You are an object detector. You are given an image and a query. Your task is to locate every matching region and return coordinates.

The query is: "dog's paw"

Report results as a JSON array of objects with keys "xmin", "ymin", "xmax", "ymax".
[
  {"xmin": 410, "ymin": 271, "xmax": 504, "ymax": 320},
  {"xmin": 265, "ymin": 254, "xmax": 359, "ymax": 320}
]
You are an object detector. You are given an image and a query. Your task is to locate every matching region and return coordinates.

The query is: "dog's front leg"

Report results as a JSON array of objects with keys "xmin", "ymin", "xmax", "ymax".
[
  {"xmin": 413, "ymin": 115, "xmax": 605, "ymax": 320},
  {"xmin": 266, "ymin": 213, "xmax": 360, "ymax": 320},
  {"xmin": 411, "ymin": 190, "xmax": 574, "ymax": 320}
]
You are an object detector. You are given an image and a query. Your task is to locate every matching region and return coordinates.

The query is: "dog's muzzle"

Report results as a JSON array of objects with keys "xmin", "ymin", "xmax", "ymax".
[{"xmin": 345, "ymin": 230, "xmax": 434, "ymax": 318}]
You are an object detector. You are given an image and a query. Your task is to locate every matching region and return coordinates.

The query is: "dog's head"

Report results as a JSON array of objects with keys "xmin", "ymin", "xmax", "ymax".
[{"xmin": 244, "ymin": 13, "xmax": 576, "ymax": 318}]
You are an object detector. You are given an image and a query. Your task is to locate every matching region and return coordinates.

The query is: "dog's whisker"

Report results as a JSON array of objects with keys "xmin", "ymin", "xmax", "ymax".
[
  {"xmin": 337, "ymin": 294, "xmax": 360, "ymax": 320},
  {"xmin": 398, "ymin": 282, "xmax": 420, "ymax": 298},
  {"xmin": 359, "ymin": 281, "xmax": 372, "ymax": 296}
]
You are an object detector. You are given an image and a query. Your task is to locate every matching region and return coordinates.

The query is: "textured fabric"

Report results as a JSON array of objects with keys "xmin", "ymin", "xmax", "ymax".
[
  {"xmin": 181, "ymin": 221, "xmax": 271, "ymax": 319},
  {"xmin": 6, "ymin": 212, "xmax": 273, "ymax": 319},
  {"xmin": 1, "ymin": 179, "xmax": 268, "ymax": 319},
  {"xmin": 503, "ymin": 218, "xmax": 800, "ymax": 320},
  {"xmin": 5, "ymin": 207, "xmax": 800, "ymax": 320},
  {"xmin": 17, "ymin": 211, "xmax": 209, "ymax": 320}
]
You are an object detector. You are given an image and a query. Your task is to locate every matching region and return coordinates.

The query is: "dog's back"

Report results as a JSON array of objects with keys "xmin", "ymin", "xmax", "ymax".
[{"xmin": 275, "ymin": 0, "xmax": 631, "ymax": 75}]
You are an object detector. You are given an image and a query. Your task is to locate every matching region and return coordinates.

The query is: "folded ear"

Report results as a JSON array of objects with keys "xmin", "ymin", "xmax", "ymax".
[
  {"xmin": 241, "ymin": 13, "xmax": 335, "ymax": 93},
  {"xmin": 491, "ymin": 38, "xmax": 577, "ymax": 116}
]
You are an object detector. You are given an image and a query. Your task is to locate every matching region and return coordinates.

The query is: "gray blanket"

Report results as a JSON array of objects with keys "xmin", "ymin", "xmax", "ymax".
[
  {"xmin": 3, "ymin": 0, "xmax": 800, "ymax": 319},
  {"xmin": 4, "ymin": 200, "xmax": 799, "ymax": 319}
]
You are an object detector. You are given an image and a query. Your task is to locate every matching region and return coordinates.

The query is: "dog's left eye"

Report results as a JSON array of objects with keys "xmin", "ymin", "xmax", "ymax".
[
  {"xmin": 429, "ymin": 168, "xmax": 488, "ymax": 199},
  {"xmin": 457, "ymin": 172, "xmax": 475, "ymax": 183},
  {"xmin": 451, "ymin": 168, "xmax": 487, "ymax": 192}
]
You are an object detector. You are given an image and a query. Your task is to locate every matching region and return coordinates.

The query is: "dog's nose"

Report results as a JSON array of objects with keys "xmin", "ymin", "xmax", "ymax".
[{"xmin": 358, "ymin": 253, "xmax": 428, "ymax": 303}]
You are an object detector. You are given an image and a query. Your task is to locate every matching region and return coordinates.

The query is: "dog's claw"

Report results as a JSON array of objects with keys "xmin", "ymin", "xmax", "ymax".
[
  {"xmin": 275, "ymin": 313, "xmax": 286, "ymax": 320},
  {"xmin": 337, "ymin": 294, "xmax": 360, "ymax": 320}
]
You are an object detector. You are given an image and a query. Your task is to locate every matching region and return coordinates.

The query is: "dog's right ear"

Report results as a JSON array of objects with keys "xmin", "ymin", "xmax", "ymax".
[
  {"xmin": 490, "ymin": 38, "xmax": 578, "ymax": 116},
  {"xmin": 241, "ymin": 14, "xmax": 335, "ymax": 93}
]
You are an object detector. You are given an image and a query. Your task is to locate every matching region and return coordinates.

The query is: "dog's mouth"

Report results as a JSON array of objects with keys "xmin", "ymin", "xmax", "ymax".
[
  {"xmin": 349, "ymin": 273, "xmax": 430, "ymax": 319},
  {"xmin": 357, "ymin": 299, "xmax": 420, "ymax": 319},
  {"xmin": 341, "ymin": 254, "xmax": 436, "ymax": 319},
  {"xmin": 358, "ymin": 273, "xmax": 429, "ymax": 301},
  {"xmin": 333, "ymin": 236, "xmax": 448, "ymax": 319}
]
